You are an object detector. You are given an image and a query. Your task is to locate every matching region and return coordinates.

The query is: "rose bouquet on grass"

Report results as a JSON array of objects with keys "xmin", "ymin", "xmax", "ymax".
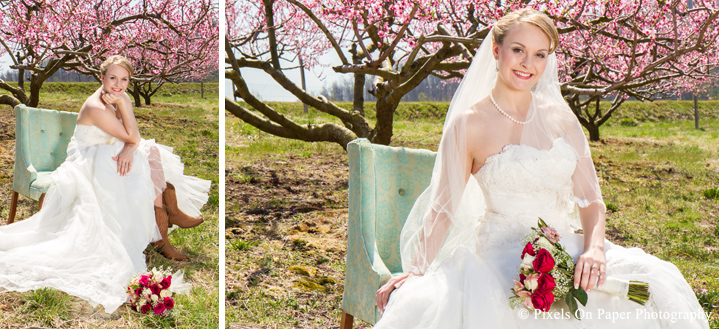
[
  {"xmin": 509, "ymin": 218, "xmax": 650, "ymax": 319},
  {"xmin": 127, "ymin": 267, "xmax": 190, "ymax": 316}
]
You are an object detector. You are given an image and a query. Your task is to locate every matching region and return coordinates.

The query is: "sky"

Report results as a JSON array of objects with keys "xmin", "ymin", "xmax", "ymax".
[{"xmin": 225, "ymin": 51, "xmax": 346, "ymax": 101}]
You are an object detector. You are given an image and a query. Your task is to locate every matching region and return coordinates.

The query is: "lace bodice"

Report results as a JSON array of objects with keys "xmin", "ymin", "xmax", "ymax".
[
  {"xmin": 473, "ymin": 138, "xmax": 578, "ymax": 233},
  {"xmin": 73, "ymin": 124, "xmax": 117, "ymax": 147}
]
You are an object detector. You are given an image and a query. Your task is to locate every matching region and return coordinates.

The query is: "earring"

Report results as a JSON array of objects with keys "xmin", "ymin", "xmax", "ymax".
[{"xmin": 495, "ymin": 62, "xmax": 498, "ymax": 71}]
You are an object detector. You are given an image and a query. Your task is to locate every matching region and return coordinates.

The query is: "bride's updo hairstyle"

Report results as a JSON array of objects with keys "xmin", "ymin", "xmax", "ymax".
[
  {"xmin": 491, "ymin": 8, "xmax": 559, "ymax": 54},
  {"xmin": 100, "ymin": 55, "xmax": 134, "ymax": 78}
]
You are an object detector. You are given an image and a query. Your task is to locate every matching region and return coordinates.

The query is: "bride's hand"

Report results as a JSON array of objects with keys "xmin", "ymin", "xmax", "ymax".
[
  {"xmin": 101, "ymin": 90, "xmax": 123, "ymax": 106},
  {"xmin": 112, "ymin": 143, "xmax": 138, "ymax": 177},
  {"xmin": 376, "ymin": 273, "xmax": 415, "ymax": 312},
  {"xmin": 574, "ymin": 246, "xmax": 606, "ymax": 293}
]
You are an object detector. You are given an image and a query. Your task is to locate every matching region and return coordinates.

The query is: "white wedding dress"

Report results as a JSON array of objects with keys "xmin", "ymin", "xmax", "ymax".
[
  {"xmin": 375, "ymin": 138, "xmax": 709, "ymax": 329},
  {"xmin": 0, "ymin": 124, "xmax": 210, "ymax": 313}
]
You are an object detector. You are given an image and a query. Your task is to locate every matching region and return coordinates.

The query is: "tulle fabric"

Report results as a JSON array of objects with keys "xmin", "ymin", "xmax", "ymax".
[
  {"xmin": 376, "ymin": 139, "xmax": 709, "ymax": 329},
  {"xmin": 0, "ymin": 124, "xmax": 210, "ymax": 313}
]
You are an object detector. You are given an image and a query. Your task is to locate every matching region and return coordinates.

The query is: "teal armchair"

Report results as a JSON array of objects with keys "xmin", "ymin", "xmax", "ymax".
[
  {"xmin": 9, "ymin": 105, "xmax": 77, "ymax": 224},
  {"xmin": 341, "ymin": 138, "xmax": 436, "ymax": 328}
]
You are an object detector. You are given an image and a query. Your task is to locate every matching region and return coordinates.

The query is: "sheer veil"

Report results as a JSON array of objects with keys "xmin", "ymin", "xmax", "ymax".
[{"xmin": 400, "ymin": 29, "xmax": 606, "ymax": 275}]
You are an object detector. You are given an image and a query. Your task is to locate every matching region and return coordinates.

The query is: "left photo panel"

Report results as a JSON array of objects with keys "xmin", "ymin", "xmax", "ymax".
[{"xmin": 0, "ymin": 0, "xmax": 220, "ymax": 327}]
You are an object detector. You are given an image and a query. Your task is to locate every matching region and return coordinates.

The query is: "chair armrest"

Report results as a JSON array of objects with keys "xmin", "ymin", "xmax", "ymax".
[
  {"xmin": 343, "ymin": 138, "xmax": 395, "ymax": 324},
  {"xmin": 12, "ymin": 105, "xmax": 39, "ymax": 199}
]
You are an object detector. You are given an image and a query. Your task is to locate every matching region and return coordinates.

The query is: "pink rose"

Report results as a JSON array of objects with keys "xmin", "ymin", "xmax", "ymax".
[
  {"xmin": 141, "ymin": 304, "xmax": 152, "ymax": 314},
  {"xmin": 153, "ymin": 303, "xmax": 166, "ymax": 315},
  {"xmin": 139, "ymin": 275, "xmax": 150, "ymax": 287},
  {"xmin": 163, "ymin": 297, "xmax": 175, "ymax": 310},
  {"xmin": 532, "ymin": 249, "xmax": 555, "ymax": 273},
  {"xmin": 536, "ymin": 273, "xmax": 556, "ymax": 294},
  {"xmin": 160, "ymin": 276, "xmax": 172, "ymax": 289},
  {"xmin": 521, "ymin": 242, "xmax": 536, "ymax": 259},
  {"xmin": 530, "ymin": 290, "xmax": 555, "ymax": 312}
]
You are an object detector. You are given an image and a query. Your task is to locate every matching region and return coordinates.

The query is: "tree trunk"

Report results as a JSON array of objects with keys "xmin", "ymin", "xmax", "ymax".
[
  {"xmin": 131, "ymin": 86, "xmax": 142, "ymax": 107},
  {"xmin": 18, "ymin": 69, "xmax": 24, "ymax": 91},
  {"xmin": 586, "ymin": 122, "xmax": 600, "ymax": 142},
  {"xmin": 694, "ymin": 94, "xmax": 699, "ymax": 129},
  {"xmin": 28, "ymin": 79, "xmax": 42, "ymax": 107},
  {"xmin": 372, "ymin": 100, "xmax": 398, "ymax": 145},
  {"xmin": 143, "ymin": 94, "xmax": 152, "ymax": 106}
]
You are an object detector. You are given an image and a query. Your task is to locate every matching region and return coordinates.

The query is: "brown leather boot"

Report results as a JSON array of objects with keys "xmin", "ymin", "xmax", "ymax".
[
  {"xmin": 163, "ymin": 182, "xmax": 203, "ymax": 229},
  {"xmin": 151, "ymin": 206, "xmax": 188, "ymax": 261}
]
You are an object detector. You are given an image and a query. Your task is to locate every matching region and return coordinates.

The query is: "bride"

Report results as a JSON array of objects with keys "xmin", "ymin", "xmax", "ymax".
[
  {"xmin": 373, "ymin": 8, "xmax": 709, "ymax": 329},
  {"xmin": 0, "ymin": 55, "xmax": 211, "ymax": 313}
]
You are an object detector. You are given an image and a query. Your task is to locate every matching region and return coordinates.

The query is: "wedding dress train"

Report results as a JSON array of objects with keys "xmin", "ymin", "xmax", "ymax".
[
  {"xmin": 0, "ymin": 124, "xmax": 210, "ymax": 313},
  {"xmin": 375, "ymin": 138, "xmax": 709, "ymax": 329}
]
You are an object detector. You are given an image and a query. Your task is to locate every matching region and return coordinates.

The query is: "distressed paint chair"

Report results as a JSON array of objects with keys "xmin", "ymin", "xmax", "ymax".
[
  {"xmin": 8, "ymin": 104, "xmax": 77, "ymax": 224},
  {"xmin": 341, "ymin": 138, "xmax": 436, "ymax": 329}
]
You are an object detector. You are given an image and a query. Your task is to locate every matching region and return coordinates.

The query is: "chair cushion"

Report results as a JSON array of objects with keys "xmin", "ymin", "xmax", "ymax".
[{"xmin": 29, "ymin": 172, "xmax": 54, "ymax": 195}]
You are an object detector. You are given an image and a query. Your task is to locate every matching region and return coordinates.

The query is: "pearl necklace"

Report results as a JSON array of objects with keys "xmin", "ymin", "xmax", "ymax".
[{"xmin": 489, "ymin": 92, "xmax": 535, "ymax": 125}]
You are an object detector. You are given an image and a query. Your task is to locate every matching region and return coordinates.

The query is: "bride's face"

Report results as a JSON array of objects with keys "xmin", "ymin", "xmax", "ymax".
[
  {"xmin": 101, "ymin": 65, "xmax": 130, "ymax": 96},
  {"xmin": 493, "ymin": 23, "xmax": 550, "ymax": 92}
]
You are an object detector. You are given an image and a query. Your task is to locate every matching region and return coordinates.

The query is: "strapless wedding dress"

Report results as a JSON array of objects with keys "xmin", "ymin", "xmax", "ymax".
[
  {"xmin": 375, "ymin": 138, "xmax": 709, "ymax": 329},
  {"xmin": 0, "ymin": 124, "xmax": 210, "ymax": 313}
]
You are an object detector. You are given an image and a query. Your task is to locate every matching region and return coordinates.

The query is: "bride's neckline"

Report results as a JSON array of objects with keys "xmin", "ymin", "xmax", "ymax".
[{"xmin": 472, "ymin": 138, "xmax": 565, "ymax": 177}]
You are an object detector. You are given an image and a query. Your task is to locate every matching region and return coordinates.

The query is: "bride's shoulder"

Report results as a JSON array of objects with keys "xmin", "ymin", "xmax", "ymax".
[{"xmin": 461, "ymin": 97, "xmax": 495, "ymax": 128}]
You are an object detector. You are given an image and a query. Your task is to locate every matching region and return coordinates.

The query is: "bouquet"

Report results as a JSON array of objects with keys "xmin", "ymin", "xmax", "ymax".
[
  {"xmin": 127, "ymin": 267, "xmax": 190, "ymax": 316},
  {"xmin": 508, "ymin": 218, "xmax": 650, "ymax": 319}
]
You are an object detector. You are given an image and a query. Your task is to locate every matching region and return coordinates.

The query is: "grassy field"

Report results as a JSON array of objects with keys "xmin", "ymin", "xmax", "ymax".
[
  {"xmin": 225, "ymin": 100, "xmax": 719, "ymax": 328},
  {"xmin": 0, "ymin": 82, "xmax": 219, "ymax": 328}
]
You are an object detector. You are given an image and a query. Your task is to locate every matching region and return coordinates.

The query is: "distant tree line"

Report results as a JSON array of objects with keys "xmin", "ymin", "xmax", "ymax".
[
  {"xmin": 0, "ymin": 68, "xmax": 219, "ymax": 84},
  {"xmin": 319, "ymin": 75, "xmax": 461, "ymax": 102}
]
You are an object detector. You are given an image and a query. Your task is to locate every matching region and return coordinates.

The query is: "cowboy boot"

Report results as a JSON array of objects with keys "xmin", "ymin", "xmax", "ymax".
[
  {"xmin": 163, "ymin": 182, "xmax": 203, "ymax": 229},
  {"xmin": 151, "ymin": 206, "xmax": 188, "ymax": 261}
]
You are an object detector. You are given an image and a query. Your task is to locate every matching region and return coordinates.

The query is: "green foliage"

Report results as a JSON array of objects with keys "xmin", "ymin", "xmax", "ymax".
[
  {"xmin": 230, "ymin": 238, "xmax": 259, "ymax": 251},
  {"xmin": 19, "ymin": 288, "xmax": 73, "ymax": 327},
  {"xmin": 704, "ymin": 188, "xmax": 719, "ymax": 200}
]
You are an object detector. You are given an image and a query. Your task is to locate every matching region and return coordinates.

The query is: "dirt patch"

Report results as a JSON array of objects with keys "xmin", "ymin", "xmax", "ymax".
[{"xmin": 225, "ymin": 153, "xmax": 354, "ymax": 328}]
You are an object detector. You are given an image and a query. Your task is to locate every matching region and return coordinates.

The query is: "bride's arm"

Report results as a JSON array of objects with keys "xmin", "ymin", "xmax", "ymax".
[
  {"xmin": 87, "ymin": 91, "xmax": 140, "ymax": 144},
  {"xmin": 87, "ymin": 91, "xmax": 141, "ymax": 176},
  {"xmin": 566, "ymin": 115, "xmax": 608, "ymax": 292},
  {"xmin": 575, "ymin": 202, "xmax": 607, "ymax": 292}
]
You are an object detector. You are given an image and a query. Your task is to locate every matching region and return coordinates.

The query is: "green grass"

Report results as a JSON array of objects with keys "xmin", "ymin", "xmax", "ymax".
[
  {"xmin": 18, "ymin": 288, "xmax": 74, "ymax": 327},
  {"xmin": 0, "ymin": 82, "xmax": 219, "ymax": 328},
  {"xmin": 226, "ymin": 99, "xmax": 719, "ymax": 328}
]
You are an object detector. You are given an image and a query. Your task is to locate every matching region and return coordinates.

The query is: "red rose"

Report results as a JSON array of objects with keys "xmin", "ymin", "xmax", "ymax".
[
  {"xmin": 153, "ymin": 303, "xmax": 167, "ymax": 315},
  {"xmin": 140, "ymin": 304, "xmax": 152, "ymax": 314},
  {"xmin": 519, "ymin": 273, "xmax": 526, "ymax": 283},
  {"xmin": 160, "ymin": 276, "xmax": 172, "ymax": 289},
  {"xmin": 530, "ymin": 290, "xmax": 555, "ymax": 312},
  {"xmin": 536, "ymin": 273, "xmax": 556, "ymax": 293},
  {"xmin": 135, "ymin": 287, "xmax": 143, "ymax": 297},
  {"xmin": 532, "ymin": 249, "xmax": 555, "ymax": 273},
  {"xmin": 150, "ymin": 284, "xmax": 161, "ymax": 296},
  {"xmin": 163, "ymin": 297, "xmax": 175, "ymax": 310},
  {"xmin": 521, "ymin": 242, "xmax": 536, "ymax": 259}
]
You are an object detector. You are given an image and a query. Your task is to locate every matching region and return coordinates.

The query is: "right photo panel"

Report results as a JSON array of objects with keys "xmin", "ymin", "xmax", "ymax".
[{"xmin": 226, "ymin": 1, "xmax": 719, "ymax": 329}]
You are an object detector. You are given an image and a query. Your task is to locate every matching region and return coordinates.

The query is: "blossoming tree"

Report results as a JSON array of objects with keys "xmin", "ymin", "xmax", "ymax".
[
  {"xmin": 0, "ymin": 0, "xmax": 218, "ymax": 108},
  {"xmin": 227, "ymin": 0, "xmax": 719, "ymax": 147}
]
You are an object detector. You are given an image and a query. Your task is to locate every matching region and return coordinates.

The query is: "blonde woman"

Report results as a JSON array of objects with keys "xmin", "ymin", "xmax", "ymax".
[{"xmin": 0, "ymin": 55, "xmax": 210, "ymax": 313}]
